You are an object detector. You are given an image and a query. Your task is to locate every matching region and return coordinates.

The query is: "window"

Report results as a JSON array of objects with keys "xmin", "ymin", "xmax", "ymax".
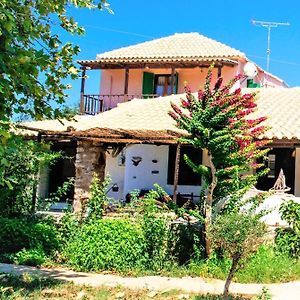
[
  {"xmin": 247, "ymin": 79, "xmax": 260, "ymax": 88},
  {"xmin": 267, "ymin": 154, "xmax": 276, "ymax": 178},
  {"xmin": 167, "ymin": 145, "xmax": 202, "ymax": 186},
  {"xmin": 154, "ymin": 75, "xmax": 173, "ymax": 96},
  {"xmin": 142, "ymin": 72, "xmax": 178, "ymax": 96}
]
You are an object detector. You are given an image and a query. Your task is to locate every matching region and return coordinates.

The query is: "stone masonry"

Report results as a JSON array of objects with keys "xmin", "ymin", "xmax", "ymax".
[{"xmin": 73, "ymin": 140, "xmax": 106, "ymax": 213}]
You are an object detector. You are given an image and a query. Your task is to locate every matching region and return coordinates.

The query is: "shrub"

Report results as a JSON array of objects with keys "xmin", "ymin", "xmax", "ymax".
[
  {"xmin": 11, "ymin": 248, "xmax": 47, "ymax": 266},
  {"xmin": 64, "ymin": 218, "xmax": 147, "ymax": 272},
  {"xmin": 0, "ymin": 136, "xmax": 60, "ymax": 217},
  {"xmin": 275, "ymin": 200, "xmax": 300, "ymax": 258},
  {"xmin": 208, "ymin": 213, "xmax": 266, "ymax": 300},
  {"xmin": 0, "ymin": 216, "xmax": 60, "ymax": 255},
  {"xmin": 86, "ymin": 174, "xmax": 111, "ymax": 220}
]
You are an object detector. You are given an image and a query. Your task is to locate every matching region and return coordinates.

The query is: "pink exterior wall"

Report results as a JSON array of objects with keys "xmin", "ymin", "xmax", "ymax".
[{"xmin": 98, "ymin": 62, "xmax": 285, "ymax": 109}]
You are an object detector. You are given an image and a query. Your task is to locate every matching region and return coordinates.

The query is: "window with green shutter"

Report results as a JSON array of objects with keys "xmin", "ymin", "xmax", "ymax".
[
  {"xmin": 142, "ymin": 72, "xmax": 154, "ymax": 95},
  {"xmin": 247, "ymin": 79, "xmax": 261, "ymax": 88}
]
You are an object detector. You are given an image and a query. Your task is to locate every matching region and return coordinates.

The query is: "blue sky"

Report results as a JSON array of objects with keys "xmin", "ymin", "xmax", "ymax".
[{"xmin": 62, "ymin": 0, "xmax": 300, "ymax": 107}]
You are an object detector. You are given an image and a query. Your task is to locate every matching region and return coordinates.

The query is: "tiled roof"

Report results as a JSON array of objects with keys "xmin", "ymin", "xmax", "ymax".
[
  {"xmin": 20, "ymin": 88, "xmax": 300, "ymax": 142},
  {"xmin": 94, "ymin": 32, "xmax": 245, "ymax": 63}
]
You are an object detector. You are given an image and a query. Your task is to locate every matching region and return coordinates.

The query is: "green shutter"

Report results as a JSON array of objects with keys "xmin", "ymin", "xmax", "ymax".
[
  {"xmin": 142, "ymin": 72, "xmax": 154, "ymax": 95},
  {"xmin": 247, "ymin": 79, "xmax": 260, "ymax": 88}
]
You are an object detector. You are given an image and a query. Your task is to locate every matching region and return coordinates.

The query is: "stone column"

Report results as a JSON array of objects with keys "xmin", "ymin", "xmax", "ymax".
[{"xmin": 73, "ymin": 140, "xmax": 106, "ymax": 213}]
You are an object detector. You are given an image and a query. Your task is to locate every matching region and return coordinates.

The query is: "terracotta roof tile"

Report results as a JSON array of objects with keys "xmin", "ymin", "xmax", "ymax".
[
  {"xmin": 95, "ymin": 32, "xmax": 245, "ymax": 63},
  {"xmin": 20, "ymin": 88, "xmax": 300, "ymax": 142}
]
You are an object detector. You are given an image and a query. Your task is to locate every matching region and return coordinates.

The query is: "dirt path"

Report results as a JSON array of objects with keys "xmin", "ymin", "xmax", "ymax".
[{"xmin": 0, "ymin": 263, "xmax": 299, "ymax": 299}]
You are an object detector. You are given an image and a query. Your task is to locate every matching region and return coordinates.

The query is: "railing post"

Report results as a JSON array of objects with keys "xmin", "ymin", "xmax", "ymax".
[{"xmin": 80, "ymin": 67, "xmax": 87, "ymax": 114}]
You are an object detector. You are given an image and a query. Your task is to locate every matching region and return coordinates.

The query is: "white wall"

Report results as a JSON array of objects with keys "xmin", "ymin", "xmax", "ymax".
[
  {"xmin": 104, "ymin": 144, "xmax": 205, "ymax": 199},
  {"xmin": 105, "ymin": 150, "xmax": 125, "ymax": 201}
]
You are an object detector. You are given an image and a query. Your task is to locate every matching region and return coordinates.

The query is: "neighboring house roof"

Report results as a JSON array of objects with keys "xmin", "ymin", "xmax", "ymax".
[
  {"xmin": 19, "ymin": 88, "xmax": 300, "ymax": 144},
  {"xmin": 78, "ymin": 32, "xmax": 245, "ymax": 68}
]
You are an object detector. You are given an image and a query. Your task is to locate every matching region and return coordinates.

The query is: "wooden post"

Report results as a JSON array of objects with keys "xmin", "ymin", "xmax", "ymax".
[
  {"xmin": 171, "ymin": 66, "xmax": 175, "ymax": 94},
  {"xmin": 124, "ymin": 67, "xmax": 129, "ymax": 101},
  {"xmin": 79, "ymin": 68, "xmax": 87, "ymax": 114},
  {"xmin": 217, "ymin": 66, "xmax": 222, "ymax": 78},
  {"xmin": 173, "ymin": 142, "xmax": 181, "ymax": 204}
]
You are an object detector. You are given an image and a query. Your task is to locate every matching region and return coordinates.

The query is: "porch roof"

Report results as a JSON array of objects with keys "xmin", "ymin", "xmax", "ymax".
[
  {"xmin": 19, "ymin": 87, "xmax": 300, "ymax": 144},
  {"xmin": 78, "ymin": 32, "xmax": 245, "ymax": 69}
]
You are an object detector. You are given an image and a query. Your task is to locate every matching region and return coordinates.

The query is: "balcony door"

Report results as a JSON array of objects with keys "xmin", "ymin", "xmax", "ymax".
[{"xmin": 142, "ymin": 72, "xmax": 178, "ymax": 97}]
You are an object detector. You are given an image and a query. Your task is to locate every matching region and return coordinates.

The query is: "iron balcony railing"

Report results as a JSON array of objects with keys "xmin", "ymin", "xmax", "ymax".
[{"xmin": 83, "ymin": 94, "xmax": 158, "ymax": 115}]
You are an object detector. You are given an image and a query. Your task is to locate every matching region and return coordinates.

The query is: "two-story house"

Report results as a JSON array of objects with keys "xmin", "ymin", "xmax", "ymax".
[
  {"xmin": 78, "ymin": 32, "xmax": 286, "ymax": 115},
  {"xmin": 22, "ymin": 32, "xmax": 296, "ymax": 214}
]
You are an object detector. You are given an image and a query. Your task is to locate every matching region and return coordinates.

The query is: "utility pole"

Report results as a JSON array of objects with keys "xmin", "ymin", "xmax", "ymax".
[{"xmin": 252, "ymin": 20, "xmax": 290, "ymax": 72}]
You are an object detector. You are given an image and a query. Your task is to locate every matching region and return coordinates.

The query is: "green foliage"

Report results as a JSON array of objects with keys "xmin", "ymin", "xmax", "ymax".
[
  {"xmin": 169, "ymin": 64, "xmax": 269, "ymax": 201},
  {"xmin": 64, "ymin": 219, "xmax": 148, "ymax": 272},
  {"xmin": 38, "ymin": 178, "xmax": 74, "ymax": 211},
  {"xmin": 139, "ymin": 197, "xmax": 171, "ymax": 270},
  {"xmin": 275, "ymin": 200, "xmax": 300, "ymax": 258},
  {"xmin": 0, "ymin": 0, "xmax": 111, "ymax": 121},
  {"xmin": 235, "ymin": 246, "xmax": 300, "ymax": 283},
  {"xmin": 0, "ymin": 0, "xmax": 111, "ymax": 188},
  {"xmin": 255, "ymin": 287, "xmax": 271, "ymax": 300},
  {"xmin": 87, "ymin": 174, "xmax": 111, "ymax": 220},
  {"xmin": 209, "ymin": 213, "xmax": 266, "ymax": 263},
  {"xmin": 0, "ymin": 134, "xmax": 60, "ymax": 216},
  {"xmin": 11, "ymin": 248, "xmax": 47, "ymax": 266},
  {"xmin": 0, "ymin": 216, "xmax": 60, "ymax": 256}
]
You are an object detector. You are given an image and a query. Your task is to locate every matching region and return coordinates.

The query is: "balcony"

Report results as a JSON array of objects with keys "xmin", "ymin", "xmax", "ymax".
[{"xmin": 81, "ymin": 94, "xmax": 158, "ymax": 115}]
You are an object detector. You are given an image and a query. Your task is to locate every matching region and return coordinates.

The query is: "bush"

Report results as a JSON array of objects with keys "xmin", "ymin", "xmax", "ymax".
[
  {"xmin": 0, "ymin": 216, "xmax": 60, "ymax": 255},
  {"xmin": 275, "ymin": 200, "xmax": 300, "ymax": 258},
  {"xmin": 64, "ymin": 218, "xmax": 148, "ymax": 272},
  {"xmin": 11, "ymin": 248, "xmax": 47, "ymax": 266},
  {"xmin": 208, "ymin": 213, "xmax": 266, "ymax": 299},
  {"xmin": 0, "ymin": 136, "xmax": 60, "ymax": 217}
]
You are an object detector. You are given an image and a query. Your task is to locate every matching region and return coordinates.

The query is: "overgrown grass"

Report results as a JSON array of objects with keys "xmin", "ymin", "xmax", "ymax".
[
  {"xmin": 131, "ymin": 245, "xmax": 300, "ymax": 284},
  {"xmin": 0, "ymin": 273, "xmax": 248, "ymax": 300}
]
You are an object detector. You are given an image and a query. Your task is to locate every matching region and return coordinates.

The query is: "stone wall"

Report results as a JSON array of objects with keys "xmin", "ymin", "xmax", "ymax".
[{"xmin": 73, "ymin": 140, "xmax": 106, "ymax": 213}]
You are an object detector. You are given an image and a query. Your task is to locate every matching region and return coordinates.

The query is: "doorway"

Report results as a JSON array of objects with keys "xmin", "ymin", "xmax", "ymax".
[{"xmin": 256, "ymin": 148, "xmax": 295, "ymax": 193}]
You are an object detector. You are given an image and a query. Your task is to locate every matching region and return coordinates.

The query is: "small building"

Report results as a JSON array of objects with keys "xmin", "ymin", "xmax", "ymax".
[{"xmin": 21, "ymin": 88, "xmax": 300, "ymax": 212}]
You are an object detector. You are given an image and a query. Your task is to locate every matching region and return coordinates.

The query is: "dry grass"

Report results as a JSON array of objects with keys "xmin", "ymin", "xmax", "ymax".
[{"xmin": 0, "ymin": 273, "xmax": 248, "ymax": 300}]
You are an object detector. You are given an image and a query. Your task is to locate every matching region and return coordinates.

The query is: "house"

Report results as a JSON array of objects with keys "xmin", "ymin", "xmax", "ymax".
[
  {"xmin": 20, "ymin": 32, "xmax": 294, "ymax": 212},
  {"xmin": 22, "ymin": 87, "xmax": 300, "ymax": 213},
  {"xmin": 77, "ymin": 32, "xmax": 287, "ymax": 115}
]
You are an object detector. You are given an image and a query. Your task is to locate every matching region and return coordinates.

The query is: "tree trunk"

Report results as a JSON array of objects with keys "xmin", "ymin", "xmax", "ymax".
[
  {"xmin": 204, "ymin": 151, "xmax": 217, "ymax": 257},
  {"xmin": 223, "ymin": 256, "xmax": 240, "ymax": 300}
]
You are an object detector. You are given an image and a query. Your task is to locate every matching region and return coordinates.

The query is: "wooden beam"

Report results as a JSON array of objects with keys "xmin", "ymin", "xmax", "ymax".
[
  {"xmin": 172, "ymin": 142, "xmax": 181, "ymax": 204},
  {"xmin": 171, "ymin": 66, "xmax": 176, "ymax": 94},
  {"xmin": 124, "ymin": 67, "xmax": 129, "ymax": 95},
  {"xmin": 217, "ymin": 66, "xmax": 222, "ymax": 77},
  {"xmin": 79, "ymin": 68, "xmax": 87, "ymax": 114}
]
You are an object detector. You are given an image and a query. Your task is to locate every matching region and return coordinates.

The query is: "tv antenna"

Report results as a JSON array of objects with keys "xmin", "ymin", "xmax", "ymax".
[{"xmin": 252, "ymin": 20, "xmax": 290, "ymax": 72}]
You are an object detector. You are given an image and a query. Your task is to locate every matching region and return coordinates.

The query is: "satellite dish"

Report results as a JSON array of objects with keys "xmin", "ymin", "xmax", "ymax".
[{"xmin": 243, "ymin": 62, "xmax": 258, "ymax": 78}]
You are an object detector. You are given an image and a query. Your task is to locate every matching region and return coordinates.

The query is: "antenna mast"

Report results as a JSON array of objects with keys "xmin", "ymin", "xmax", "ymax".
[{"xmin": 252, "ymin": 20, "xmax": 290, "ymax": 72}]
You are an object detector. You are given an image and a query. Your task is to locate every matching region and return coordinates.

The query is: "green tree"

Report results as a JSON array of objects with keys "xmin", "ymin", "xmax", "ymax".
[
  {"xmin": 0, "ymin": 0, "xmax": 111, "ymax": 187},
  {"xmin": 169, "ymin": 65, "xmax": 269, "ymax": 255},
  {"xmin": 208, "ymin": 213, "xmax": 266, "ymax": 300},
  {"xmin": 0, "ymin": 0, "xmax": 111, "ymax": 121}
]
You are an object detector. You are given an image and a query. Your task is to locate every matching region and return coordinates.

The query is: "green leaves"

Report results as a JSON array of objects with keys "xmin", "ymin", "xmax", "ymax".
[
  {"xmin": 0, "ymin": 0, "xmax": 111, "ymax": 121},
  {"xmin": 170, "ymin": 64, "xmax": 269, "ymax": 203}
]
